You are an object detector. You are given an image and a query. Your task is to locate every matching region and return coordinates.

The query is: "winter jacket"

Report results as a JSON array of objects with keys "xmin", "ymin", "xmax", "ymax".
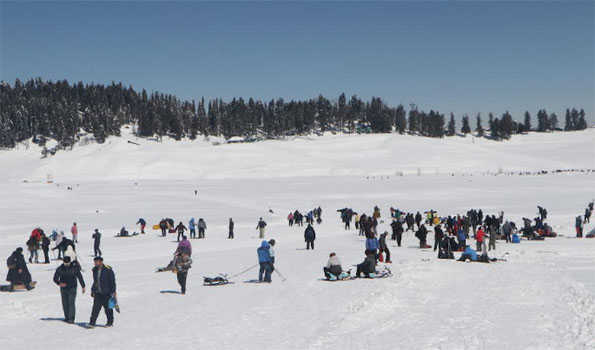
[
  {"xmin": 476, "ymin": 229, "xmax": 485, "ymax": 243},
  {"xmin": 257, "ymin": 220, "xmax": 267, "ymax": 229},
  {"xmin": 457, "ymin": 229, "xmax": 466, "ymax": 242},
  {"xmin": 198, "ymin": 219, "xmax": 207, "ymax": 229},
  {"xmin": 365, "ymin": 238, "xmax": 379, "ymax": 251},
  {"xmin": 189, "ymin": 218, "xmax": 196, "ymax": 229},
  {"xmin": 325, "ymin": 256, "xmax": 342, "ymax": 276},
  {"xmin": 359, "ymin": 252, "xmax": 377, "ymax": 274},
  {"xmin": 91, "ymin": 265, "xmax": 116, "ymax": 296},
  {"xmin": 462, "ymin": 246, "xmax": 478, "ymax": 261},
  {"xmin": 6, "ymin": 250, "xmax": 31, "ymax": 284},
  {"xmin": 53, "ymin": 261, "xmax": 85, "ymax": 289},
  {"xmin": 304, "ymin": 225, "xmax": 316, "ymax": 241},
  {"xmin": 137, "ymin": 218, "xmax": 146, "ymax": 226},
  {"xmin": 92, "ymin": 232, "xmax": 101, "ymax": 247},
  {"xmin": 257, "ymin": 241, "xmax": 271, "ymax": 263},
  {"xmin": 177, "ymin": 239, "xmax": 192, "ymax": 256},
  {"xmin": 175, "ymin": 223, "xmax": 187, "ymax": 234},
  {"xmin": 379, "ymin": 233, "xmax": 388, "ymax": 250},
  {"xmin": 174, "ymin": 255, "xmax": 192, "ymax": 273}
]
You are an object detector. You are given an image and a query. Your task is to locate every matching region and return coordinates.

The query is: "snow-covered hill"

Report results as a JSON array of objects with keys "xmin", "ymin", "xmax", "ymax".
[{"xmin": 1, "ymin": 128, "xmax": 594, "ymax": 183}]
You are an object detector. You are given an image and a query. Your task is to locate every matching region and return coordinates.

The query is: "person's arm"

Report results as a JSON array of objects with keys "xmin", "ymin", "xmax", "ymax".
[
  {"xmin": 53, "ymin": 268, "xmax": 61, "ymax": 286},
  {"xmin": 110, "ymin": 269, "xmax": 117, "ymax": 296},
  {"xmin": 77, "ymin": 269, "xmax": 86, "ymax": 292}
]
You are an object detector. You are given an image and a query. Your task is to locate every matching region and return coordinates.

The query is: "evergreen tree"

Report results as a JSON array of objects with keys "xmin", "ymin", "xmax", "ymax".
[
  {"xmin": 461, "ymin": 115, "xmax": 471, "ymax": 135},
  {"xmin": 475, "ymin": 114, "xmax": 484, "ymax": 136},
  {"xmin": 447, "ymin": 113, "xmax": 456, "ymax": 136},
  {"xmin": 523, "ymin": 111, "xmax": 531, "ymax": 132}
]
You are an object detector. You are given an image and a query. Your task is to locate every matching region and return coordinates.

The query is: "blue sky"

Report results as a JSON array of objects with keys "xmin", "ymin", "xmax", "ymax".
[{"xmin": 1, "ymin": 1, "xmax": 593, "ymax": 122}]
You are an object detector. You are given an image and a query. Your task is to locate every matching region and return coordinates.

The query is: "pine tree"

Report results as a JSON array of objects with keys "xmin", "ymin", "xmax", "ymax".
[
  {"xmin": 475, "ymin": 114, "xmax": 484, "ymax": 136},
  {"xmin": 461, "ymin": 115, "xmax": 471, "ymax": 135},
  {"xmin": 523, "ymin": 111, "xmax": 531, "ymax": 132},
  {"xmin": 447, "ymin": 113, "xmax": 456, "ymax": 136}
]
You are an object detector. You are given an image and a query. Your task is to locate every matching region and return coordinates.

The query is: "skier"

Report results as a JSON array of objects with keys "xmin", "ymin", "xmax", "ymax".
[
  {"xmin": 304, "ymin": 224, "xmax": 316, "ymax": 250},
  {"xmin": 174, "ymin": 252, "xmax": 192, "ymax": 295},
  {"xmin": 92, "ymin": 229, "xmax": 102, "ymax": 257},
  {"xmin": 176, "ymin": 236, "xmax": 192, "ymax": 256},
  {"xmin": 323, "ymin": 252, "xmax": 343, "ymax": 280},
  {"xmin": 188, "ymin": 217, "xmax": 196, "ymax": 239},
  {"xmin": 378, "ymin": 232, "xmax": 391, "ymax": 263},
  {"xmin": 136, "ymin": 218, "xmax": 146, "ymax": 234},
  {"xmin": 228, "ymin": 218, "xmax": 234, "ymax": 239},
  {"xmin": 356, "ymin": 250, "xmax": 377, "ymax": 278},
  {"xmin": 5, "ymin": 248, "xmax": 34, "ymax": 290},
  {"xmin": 256, "ymin": 218, "xmax": 267, "ymax": 239},
  {"xmin": 53, "ymin": 256, "xmax": 85, "ymax": 323},
  {"xmin": 197, "ymin": 218, "xmax": 207, "ymax": 239},
  {"xmin": 175, "ymin": 221, "xmax": 187, "ymax": 242},
  {"xmin": 41, "ymin": 232, "xmax": 51, "ymax": 264},
  {"xmin": 89, "ymin": 257, "xmax": 116, "ymax": 328},
  {"xmin": 71, "ymin": 223, "xmax": 78, "ymax": 243},
  {"xmin": 257, "ymin": 241, "xmax": 273, "ymax": 283}
]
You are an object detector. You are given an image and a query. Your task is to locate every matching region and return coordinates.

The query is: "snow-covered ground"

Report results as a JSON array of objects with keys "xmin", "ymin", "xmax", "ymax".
[{"xmin": 0, "ymin": 130, "xmax": 594, "ymax": 349}]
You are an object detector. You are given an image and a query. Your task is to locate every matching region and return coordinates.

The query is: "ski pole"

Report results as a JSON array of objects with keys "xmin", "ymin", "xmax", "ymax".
[
  {"xmin": 273, "ymin": 267, "xmax": 287, "ymax": 282},
  {"xmin": 231, "ymin": 264, "xmax": 258, "ymax": 278}
]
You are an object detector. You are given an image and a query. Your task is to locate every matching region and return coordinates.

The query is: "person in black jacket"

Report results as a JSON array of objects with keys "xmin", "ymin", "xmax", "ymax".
[
  {"xmin": 304, "ymin": 224, "xmax": 316, "ymax": 250},
  {"xmin": 41, "ymin": 233, "xmax": 51, "ymax": 264},
  {"xmin": 175, "ymin": 222, "xmax": 187, "ymax": 242},
  {"xmin": 89, "ymin": 257, "xmax": 116, "ymax": 327},
  {"xmin": 92, "ymin": 229, "xmax": 102, "ymax": 257},
  {"xmin": 416, "ymin": 225, "xmax": 429, "ymax": 248},
  {"xmin": 390, "ymin": 220, "xmax": 404, "ymax": 247},
  {"xmin": 415, "ymin": 212, "xmax": 423, "ymax": 230},
  {"xmin": 378, "ymin": 232, "xmax": 391, "ymax": 263},
  {"xmin": 228, "ymin": 218, "xmax": 234, "ymax": 239},
  {"xmin": 53, "ymin": 256, "xmax": 85, "ymax": 323},
  {"xmin": 433, "ymin": 225, "xmax": 445, "ymax": 251},
  {"xmin": 53, "ymin": 237, "xmax": 75, "ymax": 259},
  {"xmin": 6, "ymin": 248, "xmax": 33, "ymax": 290}
]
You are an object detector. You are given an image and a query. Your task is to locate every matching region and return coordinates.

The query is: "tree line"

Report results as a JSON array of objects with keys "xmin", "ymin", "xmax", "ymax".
[{"xmin": 0, "ymin": 78, "xmax": 589, "ymax": 149}]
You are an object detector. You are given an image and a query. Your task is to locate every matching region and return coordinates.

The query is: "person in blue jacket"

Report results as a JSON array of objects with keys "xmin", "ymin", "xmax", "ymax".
[
  {"xmin": 257, "ymin": 241, "xmax": 273, "ymax": 283},
  {"xmin": 365, "ymin": 235, "xmax": 379, "ymax": 260},
  {"xmin": 458, "ymin": 245, "xmax": 478, "ymax": 262},
  {"xmin": 457, "ymin": 228, "xmax": 467, "ymax": 250},
  {"xmin": 188, "ymin": 218, "xmax": 196, "ymax": 239}
]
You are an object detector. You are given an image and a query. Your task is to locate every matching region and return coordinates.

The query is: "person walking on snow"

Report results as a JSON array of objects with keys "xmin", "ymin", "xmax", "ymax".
[
  {"xmin": 71, "ymin": 223, "xmax": 78, "ymax": 243},
  {"xmin": 41, "ymin": 233, "xmax": 51, "ymax": 264},
  {"xmin": 175, "ymin": 222, "xmax": 187, "ymax": 242},
  {"xmin": 228, "ymin": 218, "xmax": 234, "ymax": 239},
  {"xmin": 268, "ymin": 239, "xmax": 276, "ymax": 264},
  {"xmin": 304, "ymin": 224, "xmax": 316, "ymax": 250},
  {"xmin": 92, "ymin": 229, "xmax": 102, "ymax": 257},
  {"xmin": 188, "ymin": 218, "xmax": 196, "ymax": 239},
  {"xmin": 256, "ymin": 218, "xmax": 267, "ymax": 239},
  {"xmin": 53, "ymin": 256, "xmax": 85, "ymax": 324},
  {"xmin": 197, "ymin": 218, "xmax": 207, "ymax": 239},
  {"xmin": 257, "ymin": 241, "xmax": 273, "ymax": 283},
  {"xmin": 89, "ymin": 257, "xmax": 116, "ymax": 328},
  {"xmin": 174, "ymin": 252, "xmax": 192, "ymax": 295}
]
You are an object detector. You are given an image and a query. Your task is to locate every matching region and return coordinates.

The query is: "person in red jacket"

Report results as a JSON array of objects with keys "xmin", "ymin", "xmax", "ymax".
[{"xmin": 476, "ymin": 227, "xmax": 486, "ymax": 252}]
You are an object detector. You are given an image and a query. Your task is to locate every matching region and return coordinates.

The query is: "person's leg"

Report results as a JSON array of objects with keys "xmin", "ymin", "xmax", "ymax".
[
  {"xmin": 312, "ymin": 241, "xmax": 314, "ymax": 250},
  {"xmin": 397, "ymin": 233, "xmax": 402, "ymax": 247},
  {"xmin": 43, "ymin": 248, "xmax": 49, "ymax": 263},
  {"xmin": 259, "ymin": 263, "xmax": 265, "ymax": 282},
  {"xmin": 264, "ymin": 264, "xmax": 272, "ymax": 282},
  {"xmin": 90, "ymin": 296, "xmax": 102, "ymax": 325},
  {"xmin": 67, "ymin": 288, "xmax": 77, "ymax": 322},
  {"xmin": 323, "ymin": 267, "xmax": 331, "ymax": 279},
  {"xmin": 103, "ymin": 295, "xmax": 114, "ymax": 325},
  {"xmin": 61, "ymin": 288, "xmax": 69, "ymax": 320},
  {"xmin": 385, "ymin": 248, "xmax": 391, "ymax": 262}
]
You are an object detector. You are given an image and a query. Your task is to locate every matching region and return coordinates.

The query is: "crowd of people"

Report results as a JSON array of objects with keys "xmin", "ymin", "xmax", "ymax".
[{"xmin": 4, "ymin": 198, "xmax": 593, "ymax": 328}]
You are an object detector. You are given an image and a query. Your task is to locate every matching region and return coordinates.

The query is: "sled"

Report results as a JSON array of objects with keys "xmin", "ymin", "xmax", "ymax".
[
  {"xmin": 203, "ymin": 274, "xmax": 232, "ymax": 286},
  {"xmin": 0, "ymin": 281, "xmax": 37, "ymax": 292},
  {"xmin": 114, "ymin": 232, "xmax": 140, "ymax": 238},
  {"xmin": 152, "ymin": 225, "xmax": 160, "ymax": 230}
]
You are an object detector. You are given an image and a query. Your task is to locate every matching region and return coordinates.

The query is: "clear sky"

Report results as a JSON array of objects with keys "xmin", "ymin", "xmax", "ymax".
[{"xmin": 1, "ymin": 1, "xmax": 593, "ymax": 123}]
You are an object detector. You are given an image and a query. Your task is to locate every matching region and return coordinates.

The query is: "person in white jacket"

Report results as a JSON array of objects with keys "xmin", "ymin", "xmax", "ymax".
[
  {"xmin": 268, "ymin": 239, "xmax": 276, "ymax": 264},
  {"xmin": 324, "ymin": 253, "xmax": 343, "ymax": 279}
]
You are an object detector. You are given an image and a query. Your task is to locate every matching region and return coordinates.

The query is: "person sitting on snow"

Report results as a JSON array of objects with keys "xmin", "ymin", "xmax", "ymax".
[
  {"xmin": 323, "ymin": 252, "xmax": 343, "ymax": 280},
  {"xmin": 356, "ymin": 249, "xmax": 377, "ymax": 278}
]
